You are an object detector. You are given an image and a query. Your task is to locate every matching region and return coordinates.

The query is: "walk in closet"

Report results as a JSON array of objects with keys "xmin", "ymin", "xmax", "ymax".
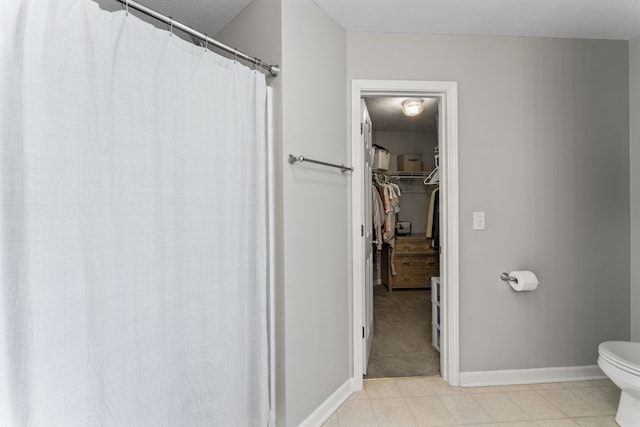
[{"xmin": 365, "ymin": 96, "xmax": 442, "ymax": 378}]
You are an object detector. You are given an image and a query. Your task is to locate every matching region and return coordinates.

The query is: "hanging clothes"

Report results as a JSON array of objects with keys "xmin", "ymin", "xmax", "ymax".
[
  {"xmin": 373, "ymin": 176, "xmax": 402, "ymax": 275},
  {"xmin": 426, "ymin": 188, "xmax": 440, "ymax": 248},
  {"xmin": 383, "ymin": 184, "xmax": 398, "ymax": 243},
  {"xmin": 385, "ymin": 184, "xmax": 400, "ymax": 276},
  {"xmin": 426, "ymin": 187, "xmax": 439, "ymax": 238},
  {"xmin": 431, "ymin": 189, "xmax": 440, "ymax": 249},
  {"xmin": 372, "ymin": 184, "xmax": 384, "ymax": 251},
  {"xmin": 388, "ymin": 183, "xmax": 402, "ymax": 214}
]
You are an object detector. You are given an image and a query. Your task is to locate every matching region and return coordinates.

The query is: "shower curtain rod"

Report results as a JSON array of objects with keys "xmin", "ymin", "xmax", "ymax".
[{"xmin": 114, "ymin": 0, "xmax": 280, "ymax": 77}]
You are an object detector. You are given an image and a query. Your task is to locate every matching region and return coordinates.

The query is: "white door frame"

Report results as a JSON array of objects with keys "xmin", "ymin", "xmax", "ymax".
[{"xmin": 351, "ymin": 80, "xmax": 460, "ymax": 390}]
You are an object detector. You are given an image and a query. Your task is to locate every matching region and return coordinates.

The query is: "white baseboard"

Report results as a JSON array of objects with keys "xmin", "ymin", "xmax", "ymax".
[
  {"xmin": 459, "ymin": 365, "xmax": 606, "ymax": 387},
  {"xmin": 299, "ymin": 378, "xmax": 353, "ymax": 427}
]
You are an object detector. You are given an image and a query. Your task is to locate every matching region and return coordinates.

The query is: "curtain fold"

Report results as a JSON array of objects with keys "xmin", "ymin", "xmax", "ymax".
[{"xmin": 0, "ymin": 0, "xmax": 269, "ymax": 425}]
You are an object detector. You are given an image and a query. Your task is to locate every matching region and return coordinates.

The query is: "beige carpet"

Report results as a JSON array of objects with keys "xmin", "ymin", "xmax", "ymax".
[{"xmin": 364, "ymin": 285, "xmax": 440, "ymax": 378}]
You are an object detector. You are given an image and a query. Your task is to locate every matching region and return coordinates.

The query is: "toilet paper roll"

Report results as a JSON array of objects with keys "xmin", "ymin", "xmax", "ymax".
[{"xmin": 509, "ymin": 270, "xmax": 539, "ymax": 292}]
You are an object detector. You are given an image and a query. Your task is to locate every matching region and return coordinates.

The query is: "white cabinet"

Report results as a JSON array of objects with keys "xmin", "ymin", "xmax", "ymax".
[{"xmin": 431, "ymin": 276, "xmax": 441, "ymax": 352}]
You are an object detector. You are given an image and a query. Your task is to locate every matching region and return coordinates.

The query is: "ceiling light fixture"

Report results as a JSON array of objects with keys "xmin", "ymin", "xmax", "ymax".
[{"xmin": 401, "ymin": 98, "xmax": 424, "ymax": 117}]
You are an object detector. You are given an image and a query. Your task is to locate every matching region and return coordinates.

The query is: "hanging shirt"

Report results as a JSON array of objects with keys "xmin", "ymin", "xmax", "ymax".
[
  {"xmin": 372, "ymin": 184, "xmax": 384, "ymax": 251},
  {"xmin": 426, "ymin": 187, "xmax": 439, "ymax": 238},
  {"xmin": 383, "ymin": 185, "xmax": 397, "ymax": 244},
  {"xmin": 389, "ymin": 183, "xmax": 402, "ymax": 214}
]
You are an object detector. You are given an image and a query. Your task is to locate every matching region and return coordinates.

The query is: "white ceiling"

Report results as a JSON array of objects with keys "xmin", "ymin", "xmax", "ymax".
[
  {"xmin": 313, "ymin": 0, "xmax": 640, "ymax": 41},
  {"xmin": 92, "ymin": 0, "xmax": 253, "ymax": 37},
  {"xmin": 365, "ymin": 97, "xmax": 438, "ymax": 133}
]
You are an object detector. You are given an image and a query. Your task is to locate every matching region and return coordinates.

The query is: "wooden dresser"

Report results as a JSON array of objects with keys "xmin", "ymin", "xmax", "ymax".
[{"xmin": 381, "ymin": 235, "xmax": 439, "ymax": 292}]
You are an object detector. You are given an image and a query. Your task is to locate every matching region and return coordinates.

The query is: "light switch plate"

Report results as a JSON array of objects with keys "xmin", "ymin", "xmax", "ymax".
[{"xmin": 473, "ymin": 211, "xmax": 485, "ymax": 230}]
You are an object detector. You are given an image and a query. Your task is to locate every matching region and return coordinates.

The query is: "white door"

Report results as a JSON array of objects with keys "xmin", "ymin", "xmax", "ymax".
[{"xmin": 362, "ymin": 100, "xmax": 374, "ymax": 374}]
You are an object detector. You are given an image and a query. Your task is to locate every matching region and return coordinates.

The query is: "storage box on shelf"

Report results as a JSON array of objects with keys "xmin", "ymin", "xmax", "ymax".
[
  {"xmin": 397, "ymin": 154, "xmax": 423, "ymax": 172},
  {"xmin": 373, "ymin": 146, "xmax": 390, "ymax": 170}
]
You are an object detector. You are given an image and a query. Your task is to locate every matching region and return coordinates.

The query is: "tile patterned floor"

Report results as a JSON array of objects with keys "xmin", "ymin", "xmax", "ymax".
[{"xmin": 322, "ymin": 377, "xmax": 620, "ymax": 426}]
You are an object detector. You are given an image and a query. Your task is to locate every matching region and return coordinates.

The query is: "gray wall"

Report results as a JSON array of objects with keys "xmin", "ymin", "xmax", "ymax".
[
  {"xmin": 280, "ymin": 1, "xmax": 348, "ymax": 424},
  {"xmin": 631, "ymin": 36, "xmax": 640, "ymax": 341},
  {"xmin": 218, "ymin": 10, "xmax": 633, "ymax": 423},
  {"xmin": 220, "ymin": 1, "xmax": 349, "ymax": 426},
  {"xmin": 348, "ymin": 33, "xmax": 630, "ymax": 372},
  {"xmin": 374, "ymin": 130, "xmax": 438, "ymax": 172}
]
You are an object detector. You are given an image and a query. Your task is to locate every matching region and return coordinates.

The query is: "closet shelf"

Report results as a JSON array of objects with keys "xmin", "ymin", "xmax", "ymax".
[{"xmin": 375, "ymin": 170, "xmax": 430, "ymax": 180}]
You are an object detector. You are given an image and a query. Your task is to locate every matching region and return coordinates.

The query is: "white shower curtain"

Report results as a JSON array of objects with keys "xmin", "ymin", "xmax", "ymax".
[{"xmin": 0, "ymin": 1, "xmax": 269, "ymax": 426}]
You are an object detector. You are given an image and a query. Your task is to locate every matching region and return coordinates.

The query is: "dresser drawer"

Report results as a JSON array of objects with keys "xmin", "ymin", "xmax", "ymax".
[
  {"xmin": 393, "ymin": 269, "xmax": 430, "ymax": 286},
  {"xmin": 395, "ymin": 236, "xmax": 433, "ymax": 254},
  {"xmin": 394, "ymin": 254, "xmax": 438, "ymax": 270}
]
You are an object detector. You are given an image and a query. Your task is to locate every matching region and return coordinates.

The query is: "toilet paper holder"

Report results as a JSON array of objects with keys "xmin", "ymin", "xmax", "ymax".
[
  {"xmin": 500, "ymin": 271, "xmax": 539, "ymax": 291},
  {"xmin": 500, "ymin": 272, "xmax": 517, "ymax": 282}
]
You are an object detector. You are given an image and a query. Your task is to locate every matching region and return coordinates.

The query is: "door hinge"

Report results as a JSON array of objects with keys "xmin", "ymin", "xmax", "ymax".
[
  {"xmin": 362, "ymin": 326, "xmax": 365, "ymax": 339},
  {"xmin": 361, "ymin": 224, "xmax": 364, "ymax": 237},
  {"xmin": 360, "ymin": 123, "xmax": 363, "ymax": 134}
]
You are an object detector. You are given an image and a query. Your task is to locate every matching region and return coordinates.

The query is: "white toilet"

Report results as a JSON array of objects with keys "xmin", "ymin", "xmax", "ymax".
[{"xmin": 598, "ymin": 341, "xmax": 640, "ymax": 426}]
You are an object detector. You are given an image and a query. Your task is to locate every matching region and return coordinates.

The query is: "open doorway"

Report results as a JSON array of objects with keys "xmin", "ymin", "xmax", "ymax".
[
  {"xmin": 364, "ymin": 95, "xmax": 441, "ymax": 379},
  {"xmin": 351, "ymin": 80, "xmax": 460, "ymax": 390}
]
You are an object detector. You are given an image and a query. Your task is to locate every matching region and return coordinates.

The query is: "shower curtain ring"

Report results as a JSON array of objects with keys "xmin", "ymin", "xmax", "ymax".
[
  {"xmin": 234, "ymin": 49, "xmax": 238, "ymax": 63},
  {"xmin": 169, "ymin": 18, "xmax": 174, "ymax": 36},
  {"xmin": 204, "ymin": 35, "xmax": 208, "ymax": 51},
  {"xmin": 123, "ymin": 0, "xmax": 129, "ymax": 15}
]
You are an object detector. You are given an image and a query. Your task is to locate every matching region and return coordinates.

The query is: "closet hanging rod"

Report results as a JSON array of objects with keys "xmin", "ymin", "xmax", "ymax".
[
  {"xmin": 287, "ymin": 155, "xmax": 354, "ymax": 173},
  {"xmin": 114, "ymin": 0, "xmax": 280, "ymax": 77}
]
